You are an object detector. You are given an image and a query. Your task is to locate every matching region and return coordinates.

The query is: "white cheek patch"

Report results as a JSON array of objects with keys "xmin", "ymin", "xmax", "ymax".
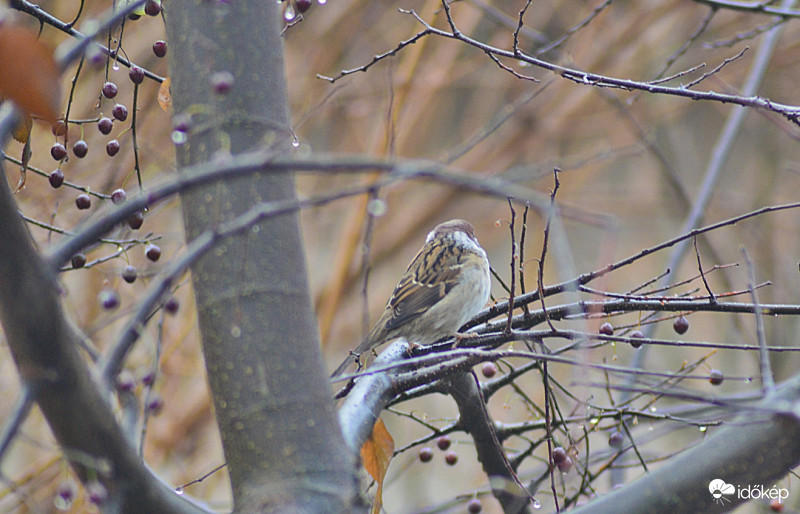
[{"xmin": 451, "ymin": 231, "xmax": 480, "ymax": 251}]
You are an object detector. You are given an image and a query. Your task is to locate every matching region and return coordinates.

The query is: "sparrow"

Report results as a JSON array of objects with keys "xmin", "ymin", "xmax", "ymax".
[{"xmin": 331, "ymin": 219, "xmax": 491, "ymax": 378}]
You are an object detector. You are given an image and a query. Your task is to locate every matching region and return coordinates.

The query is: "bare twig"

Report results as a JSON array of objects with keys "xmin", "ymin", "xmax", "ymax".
[
  {"xmin": 538, "ymin": 169, "xmax": 560, "ymax": 332},
  {"xmin": 0, "ymin": 387, "xmax": 33, "ymax": 463},
  {"xmin": 10, "ymin": 0, "xmax": 164, "ymax": 82},
  {"xmin": 466, "ymin": 201, "xmax": 800, "ymax": 328},
  {"xmin": 693, "ymin": 237, "xmax": 716, "ymax": 302},
  {"xmin": 316, "ymin": 28, "xmax": 431, "ymax": 83},
  {"xmin": 47, "ymin": 151, "xmax": 554, "ymax": 270},
  {"xmin": 400, "ymin": 4, "xmax": 800, "ymax": 124},
  {"xmin": 741, "ymin": 247, "xmax": 774, "ymax": 392},
  {"xmin": 652, "ymin": 6, "xmax": 717, "ymax": 80},
  {"xmin": 505, "ymin": 199, "xmax": 517, "ymax": 334},
  {"xmin": 519, "ymin": 203, "xmax": 531, "ymax": 318},
  {"xmin": 534, "ymin": 0, "xmax": 614, "ymax": 56},
  {"xmin": 683, "ymin": 46, "xmax": 749, "ymax": 88},
  {"xmin": 512, "ymin": 0, "xmax": 534, "ymax": 54},
  {"xmin": 694, "ymin": 0, "xmax": 800, "ymax": 17},
  {"xmin": 100, "ymin": 179, "xmax": 402, "ymax": 386}
]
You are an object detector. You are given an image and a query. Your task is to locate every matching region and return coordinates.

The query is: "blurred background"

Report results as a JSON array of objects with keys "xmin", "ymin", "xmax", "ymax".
[{"xmin": 2, "ymin": 0, "xmax": 800, "ymax": 512}]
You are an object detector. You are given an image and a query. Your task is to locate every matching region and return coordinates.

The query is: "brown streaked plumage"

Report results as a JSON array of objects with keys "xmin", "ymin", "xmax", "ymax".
[{"xmin": 332, "ymin": 219, "xmax": 491, "ymax": 378}]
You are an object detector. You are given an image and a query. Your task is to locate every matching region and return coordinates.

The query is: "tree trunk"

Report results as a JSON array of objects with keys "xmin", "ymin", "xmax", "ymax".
[{"xmin": 165, "ymin": 2, "xmax": 360, "ymax": 510}]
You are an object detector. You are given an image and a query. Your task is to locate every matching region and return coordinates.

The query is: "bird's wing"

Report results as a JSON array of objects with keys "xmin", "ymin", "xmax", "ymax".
[{"xmin": 382, "ymin": 239, "xmax": 462, "ymax": 332}]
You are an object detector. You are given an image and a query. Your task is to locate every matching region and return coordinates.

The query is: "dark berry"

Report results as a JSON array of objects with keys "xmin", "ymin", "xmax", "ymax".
[
  {"xmin": 98, "ymin": 117, "xmax": 113, "ymax": 135},
  {"xmin": 173, "ymin": 115, "xmax": 191, "ymax": 133},
  {"xmin": 709, "ymin": 369, "xmax": 724, "ymax": 386},
  {"xmin": 164, "ymin": 297, "xmax": 179, "ymax": 314},
  {"xmin": 115, "ymin": 370, "xmax": 136, "ymax": 392},
  {"xmin": 72, "ymin": 140, "xmax": 88, "ymax": 158},
  {"xmin": 444, "ymin": 450, "xmax": 458, "ymax": 466},
  {"xmin": 152, "ymin": 40, "xmax": 167, "ymax": 58},
  {"xmin": 147, "ymin": 394, "xmax": 164, "ymax": 414},
  {"xmin": 467, "ymin": 498, "xmax": 482, "ymax": 513},
  {"xmin": 419, "ymin": 447, "xmax": 433, "ymax": 463},
  {"xmin": 111, "ymin": 188, "xmax": 126, "ymax": 204},
  {"xmin": 296, "ymin": 0, "xmax": 312, "ymax": 13},
  {"xmin": 51, "ymin": 120, "xmax": 67, "ymax": 137},
  {"xmin": 629, "ymin": 330, "xmax": 644, "ymax": 348},
  {"xmin": 557, "ymin": 456, "xmax": 573, "ymax": 473},
  {"xmin": 51, "ymin": 142, "xmax": 67, "ymax": 160},
  {"xmin": 87, "ymin": 47, "xmax": 104, "ymax": 68},
  {"xmin": 75, "ymin": 194, "xmax": 92, "ymax": 210},
  {"xmin": 608, "ymin": 431, "xmax": 624, "ymax": 449},
  {"xmin": 128, "ymin": 211, "xmax": 144, "ymax": 230},
  {"xmin": 673, "ymin": 316, "xmax": 689, "ymax": 335},
  {"xmin": 599, "ymin": 322, "xmax": 614, "ymax": 336},
  {"xmin": 210, "ymin": 71, "xmax": 234, "ymax": 95},
  {"xmin": 141, "ymin": 370, "xmax": 156, "ymax": 386},
  {"xmin": 129, "ymin": 65, "xmax": 145, "ymax": 84},
  {"xmin": 106, "ymin": 139, "xmax": 121, "ymax": 157},
  {"xmin": 99, "ymin": 288, "xmax": 120, "ymax": 310},
  {"xmin": 56, "ymin": 479, "xmax": 77, "ymax": 503},
  {"xmin": 122, "ymin": 265, "xmax": 137, "ymax": 283},
  {"xmin": 436, "ymin": 435, "xmax": 451, "ymax": 451},
  {"xmin": 48, "ymin": 169, "xmax": 64, "ymax": 188},
  {"xmin": 145, "ymin": 244, "xmax": 161, "ymax": 262},
  {"xmin": 86, "ymin": 481, "xmax": 107, "ymax": 506},
  {"xmin": 552, "ymin": 447, "xmax": 567, "ymax": 465},
  {"xmin": 481, "ymin": 362, "xmax": 497, "ymax": 378},
  {"xmin": 102, "ymin": 81, "xmax": 118, "ymax": 99},
  {"xmin": 71, "ymin": 253, "xmax": 87, "ymax": 268},
  {"xmin": 112, "ymin": 103, "xmax": 128, "ymax": 122},
  {"xmin": 144, "ymin": 0, "xmax": 161, "ymax": 16}
]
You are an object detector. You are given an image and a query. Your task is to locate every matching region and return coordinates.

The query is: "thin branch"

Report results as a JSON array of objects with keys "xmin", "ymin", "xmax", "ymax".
[
  {"xmin": 683, "ymin": 46, "xmax": 749, "ymax": 89},
  {"xmin": 693, "ymin": 0, "xmax": 800, "ymax": 17},
  {"xmin": 705, "ymin": 17, "xmax": 785, "ymax": 48},
  {"xmin": 10, "ymin": 0, "xmax": 164, "ymax": 82},
  {"xmin": 652, "ymin": 6, "xmax": 717, "ymax": 80},
  {"xmin": 519, "ymin": 203, "xmax": 531, "ymax": 318},
  {"xmin": 537, "ymin": 169, "xmax": 560, "ymax": 332},
  {"xmin": 47, "ymin": 151, "xmax": 554, "ymax": 270},
  {"xmin": 100, "ymin": 179, "xmax": 403, "ymax": 386},
  {"xmin": 131, "ymin": 83, "xmax": 143, "ymax": 190},
  {"xmin": 398, "ymin": 5, "xmax": 800, "ymax": 125},
  {"xmin": 693, "ymin": 237, "xmax": 716, "ymax": 301},
  {"xmin": 512, "ymin": 0, "xmax": 534, "ymax": 54},
  {"xmin": 3, "ymin": 154, "xmax": 112, "ymax": 197},
  {"xmin": 505, "ymin": 199, "xmax": 517, "ymax": 334},
  {"xmin": 741, "ymin": 247, "xmax": 774, "ymax": 392},
  {"xmin": 466, "ymin": 201, "xmax": 800, "ymax": 328},
  {"xmin": 316, "ymin": 28, "xmax": 431, "ymax": 82},
  {"xmin": 534, "ymin": 0, "xmax": 614, "ymax": 56},
  {"xmin": 0, "ymin": 387, "xmax": 34, "ymax": 463}
]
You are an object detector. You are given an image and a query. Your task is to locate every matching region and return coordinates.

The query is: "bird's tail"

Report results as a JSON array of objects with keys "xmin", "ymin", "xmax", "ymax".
[
  {"xmin": 330, "ymin": 352, "xmax": 357, "ymax": 379},
  {"xmin": 330, "ymin": 332, "xmax": 378, "ymax": 379}
]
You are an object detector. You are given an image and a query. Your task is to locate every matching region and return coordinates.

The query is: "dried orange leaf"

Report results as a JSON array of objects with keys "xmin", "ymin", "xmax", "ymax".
[
  {"xmin": 12, "ymin": 137, "xmax": 31, "ymax": 193},
  {"xmin": 158, "ymin": 77, "xmax": 171, "ymax": 112},
  {"xmin": 0, "ymin": 23, "xmax": 60, "ymax": 121},
  {"xmin": 12, "ymin": 112, "xmax": 32, "ymax": 143},
  {"xmin": 360, "ymin": 418, "xmax": 394, "ymax": 514}
]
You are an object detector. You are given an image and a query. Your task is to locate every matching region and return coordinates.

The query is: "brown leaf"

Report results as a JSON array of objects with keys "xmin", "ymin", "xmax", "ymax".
[
  {"xmin": 0, "ymin": 22, "xmax": 60, "ymax": 122},
  {"xmin": 158, "ymin": 77, "xmax": 172, "ymax": 112},
  {"xmin": 12, "ymin": 112, "xmax": 32, "ymax": 143},
  {"xmin": 360, "ymin": 418, "xmax": 394, "ymax": 514},
  {"xmin": 13, "ymin": 137, "xmax": 31, "ymax": 193}
]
